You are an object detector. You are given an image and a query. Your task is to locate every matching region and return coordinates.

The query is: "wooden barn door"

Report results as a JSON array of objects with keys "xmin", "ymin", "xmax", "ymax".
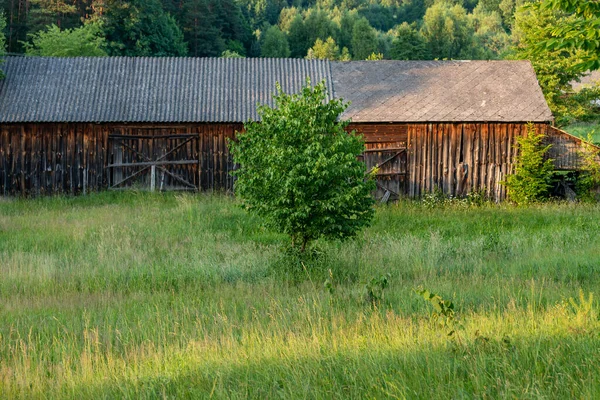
[
  {"xmin": 363, "ymin": 147, "xmax": 408, "ymax": 202},
  {"xmin": 107, "ymin": 132, "xmax": 199, "ymax": 191}
]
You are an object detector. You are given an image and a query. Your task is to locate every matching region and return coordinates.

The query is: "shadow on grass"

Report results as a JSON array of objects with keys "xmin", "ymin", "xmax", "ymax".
[{"xmin": 59, "ymin": 333, "xmax": 600, "ymax": 400}]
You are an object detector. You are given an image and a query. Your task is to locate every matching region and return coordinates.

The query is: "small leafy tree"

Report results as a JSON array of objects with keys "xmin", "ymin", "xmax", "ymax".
[
  {"xmin": 502, "ymin": 123, "xmax": 555, "ymax": 204},
  {"xmin": 23, "ymin": 23, "xmax": 107, "ymax": 57},
  {"xmin": 230, "ymin": 81, "xmax": 375, "ymax": 252},
  {"xmin": 260, "ymin": 25, "xmax": 290, "ymax": 58}
]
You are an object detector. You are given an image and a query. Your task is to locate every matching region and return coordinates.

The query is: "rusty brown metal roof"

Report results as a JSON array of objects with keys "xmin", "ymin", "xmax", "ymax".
[
  {"xmin": 332, "ymin": 60, "xmax": 553, "ymax": 123},
  {"xmin": 0, "ymin": 57, "xmax": 552, "ymax": 123}
]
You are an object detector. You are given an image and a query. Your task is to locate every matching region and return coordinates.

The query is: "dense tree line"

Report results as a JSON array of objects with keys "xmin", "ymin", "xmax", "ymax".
[
  {"xmin": 0, "ymin": 0, "xmax": 598, "ymax": 125},
  {"xmin": 0, "ymin": 0, "xmax": 519, "ymax": 59}
]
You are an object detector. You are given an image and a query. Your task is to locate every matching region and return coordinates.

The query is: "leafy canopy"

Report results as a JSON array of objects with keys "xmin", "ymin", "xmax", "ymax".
[
  {"xmin": 230, "ymin": 81, "xmax": 375, "ymax": 251},
  {"xmin": 502, "ymin": 123, "xmax": 555, "ymax": 204},
  {"xmin": 102, "ymin": 0, "xmax": 187, "ymax": 56},
  {"xmin": 510, "ymin": 3, "xmax": 596, "ymax": 125},
  {"xmin": 24, "ymin": 23, "xmax": 107, "ymax": 57},
  {"xmin": 261, "ymin": 25, "xmax": 290, "ymax": 58},
  {"xmin": 537, "ymin": 0, "xmax": 600, "ymax": 72}
]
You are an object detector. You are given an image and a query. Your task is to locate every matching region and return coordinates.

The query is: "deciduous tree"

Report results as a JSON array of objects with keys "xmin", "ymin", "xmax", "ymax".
[
  {"xmin": 230, "ymin": 81, "xmax": 375, "ymax": 252},
  {"xmin": 24, "ymin": 22, "xmax": 107, "ymax": 57},
  {"xmin": 261, "ymin": 25, "xmax": 290, "ymax": 58},
  {"xmin": 351, "ymin": 17, "xmax": 377, "ymax": 60},
  {"xmin": 390, "ymin": 22, "xmax": 429, "ymax": 60}
]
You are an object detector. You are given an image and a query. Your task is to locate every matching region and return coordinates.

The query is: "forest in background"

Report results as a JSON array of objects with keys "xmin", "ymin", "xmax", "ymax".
[{"xmin": 0, "ymin": 0, "xmax": 598, "ymax": 128}]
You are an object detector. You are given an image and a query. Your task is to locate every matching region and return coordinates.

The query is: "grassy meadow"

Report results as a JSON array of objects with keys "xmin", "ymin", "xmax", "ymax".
[{"xmin": 1, "ymin": 192, "xmax": 600, "ymax": 398}]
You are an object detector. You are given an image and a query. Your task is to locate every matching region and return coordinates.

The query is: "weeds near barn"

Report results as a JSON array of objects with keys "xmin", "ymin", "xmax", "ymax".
[{"xmin": 1, "ymin": 193, "xmax": 600, "ymax": 398}]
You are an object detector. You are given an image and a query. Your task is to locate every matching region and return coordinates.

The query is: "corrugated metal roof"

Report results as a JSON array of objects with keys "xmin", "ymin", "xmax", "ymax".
[
  {"xmin": 0, "ymin": 57, "xmax": 333, "ymax": 123},
  {"xmin": 332, "ymin": 60, "xmax": 553, "ymax": 122},
  {"xmin": 0, "ymin": 57, "xmax": 553, "ymax": 123}
]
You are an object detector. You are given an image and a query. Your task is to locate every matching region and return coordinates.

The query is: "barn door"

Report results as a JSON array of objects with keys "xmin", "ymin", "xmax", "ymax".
[
  {"xmin": 363, "ymin": 146, "xmax": 408, "ymax": 202},
  {"xmin": 107, "ymin": 133, "xmax": 199, "ymax": 191}
]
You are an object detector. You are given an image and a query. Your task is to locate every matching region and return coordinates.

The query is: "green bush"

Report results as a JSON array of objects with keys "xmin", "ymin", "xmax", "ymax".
[
  {"xmin": 502, "ymin": 123, "xmax": 555, "ymax": 205},
  {"xmin": 576, "ymin": 133, "xmax": 600, "ymax": 202},
  {"xmin": 229, "ymin": 81, "xmax": 375, "ymax": 252}
]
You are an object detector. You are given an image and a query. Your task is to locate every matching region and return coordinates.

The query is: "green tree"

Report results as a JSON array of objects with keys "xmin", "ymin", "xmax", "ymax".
[
  {"xmin": 304, "ymin": 8, "xmax": 338, "ymax": 53},
  {"xmin": 261, "ymin": 25, "xmax": 290, "ymax": 57},
  {"xmin": 390, "ymin": 22, "xmax": 429, "ymax": 60},
  {"xmin": 502, "ymin": 123, "xmax": 555, "ymax": 205},
  {"xmin": 306, "ymin": 37, "xmax": 340, "ymax": 60},
  {"xmin": 538, "ymin": 0, "xmax": 600, "ymax": 71},
  {"xmin": 510, "ymin": 4, "xmax": 592, "ymax": 125},
  {"xmin": 229, "ymin": 81, "xmax": 375, "ymax": 252},
  {"xmin": 337, "ymin": 9, "xmax": 359, "ymax": 53},
  {"xmin": 351, "ymin": 17, "xmax": 377, "ymax": 60},
  {"xmin": 23, "ymin": 23, "xmax": 107, "ymax": 57},
  {"xmin": 470, "ymin": 5, "xmax": 510, "ymax": 58},
  {"xmin": 421, "ymin": 1, "xmax": 476, "ymax": 59},
  {"xmin": 287, "ymin": 15, "xmax": 309, "ymax": 57},
  {"xmin": 102, "ymin": 0, "xmax": 187, "ymax": 56}
]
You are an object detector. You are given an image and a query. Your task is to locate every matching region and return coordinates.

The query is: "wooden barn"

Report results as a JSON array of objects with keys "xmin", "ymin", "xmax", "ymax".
[{"xmin": 0, "ymin": 56, "xmax": 593, "ymax": 200}]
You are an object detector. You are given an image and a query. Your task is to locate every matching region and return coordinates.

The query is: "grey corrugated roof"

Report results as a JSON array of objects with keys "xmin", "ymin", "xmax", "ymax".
[
  {"xmin": 0, "ymin": 57, "xmax": 333, "ymax": 123},
  {"xmin": 0, "ymin": 57, "xmax": 552, "ymax": 123},
  {"xmin": 332, "ymin": 60, "xmax": 553, "ymax": 122}
]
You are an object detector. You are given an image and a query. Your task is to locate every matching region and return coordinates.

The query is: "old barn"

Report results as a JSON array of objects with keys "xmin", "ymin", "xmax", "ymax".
[{"xmin": 0, "ymin": 56, "xmax": 592, "ymax": 200}]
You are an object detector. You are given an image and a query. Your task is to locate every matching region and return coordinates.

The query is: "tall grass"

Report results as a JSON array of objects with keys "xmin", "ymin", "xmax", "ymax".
[{"xmin": 1, "ymin": 192, "xmax": 599, "ymax": 398}]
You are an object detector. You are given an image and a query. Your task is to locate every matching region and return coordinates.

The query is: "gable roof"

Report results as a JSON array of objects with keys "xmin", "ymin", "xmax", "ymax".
[
  {"xmin": 0, "ymin": 57, "xmax": 552, "ymax": 124},
  {"xmin": 333, "ymin": 60, "xmax": 552, "ymax": 123}
]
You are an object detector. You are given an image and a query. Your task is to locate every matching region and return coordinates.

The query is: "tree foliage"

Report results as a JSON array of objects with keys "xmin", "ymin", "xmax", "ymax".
[
  {"xmin": 390, "ymin": 22, "xmax": 429, "ymax": 60},
  {"xmin": 421, "ymin": 1, "xmax": 476, "ymax": 59},
  {"xmin": 510, "ymin": 3, "xmax": 594, "ymax": 125},
  {"xmin": 351, "ymin": 17, "xmax": 378, "ymax": 60},
  {"xmin": 229, "ymin": 81, "xmax": 375, "ymax": 251},
  {"xmin": 102, "ymin": 0, "xmax": 187, "ymax": 56},
  {"xmin": 306, "ymin": 37, "xmax": 350, "ymax": 61},
  {"xmin": 24, "ymin": 23, "xmax": 107, "ymax": 57},
  {"xmin": 502, "ymin": 123, "xmax": 555, "ymax": 205},
  {"xmin": 0, "ymin": 11, "xmax": 5, "ymax": 79},
  {"xmin": 0, "ymin": 0, "xmax": 518, "ymax": 61},
  {"xmin": 537, "ymin": 0, "xmax": 600, "ymax": 72},
  {"xmin": 261, "ymin": 25, "xmax": 290, "ymax": 58}
]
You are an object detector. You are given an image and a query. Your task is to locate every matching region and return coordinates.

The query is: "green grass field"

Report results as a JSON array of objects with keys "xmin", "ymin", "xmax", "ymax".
[
  {"xmin": 564, "ymin": 121, "xmax": 600, "ymax": 144},
  {"xmin": 1, "ymin": 192, "xmax": 600, "ymax": 399}
]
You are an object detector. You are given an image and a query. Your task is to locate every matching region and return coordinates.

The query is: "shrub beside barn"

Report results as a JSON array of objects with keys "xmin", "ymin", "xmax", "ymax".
[{"xmin": 0, "ymin": 57, "xmax": 594, "ymax": 200}]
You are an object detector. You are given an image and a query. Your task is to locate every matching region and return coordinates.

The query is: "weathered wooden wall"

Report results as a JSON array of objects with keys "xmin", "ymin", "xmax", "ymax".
[
  {"xmin": 545, "ymin": 125, "xmax": 600, "ymax": 170},
  {"xmin": 2, "ymin": 121, "xmax": 594, "ymax": 200},
  {"xmin": 0, "ymin": 123, "xmax": 240, "ymax": 196},
  {"xmin": 351, "ymin": 122, "xmax": 572, "ymax": 202}
]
